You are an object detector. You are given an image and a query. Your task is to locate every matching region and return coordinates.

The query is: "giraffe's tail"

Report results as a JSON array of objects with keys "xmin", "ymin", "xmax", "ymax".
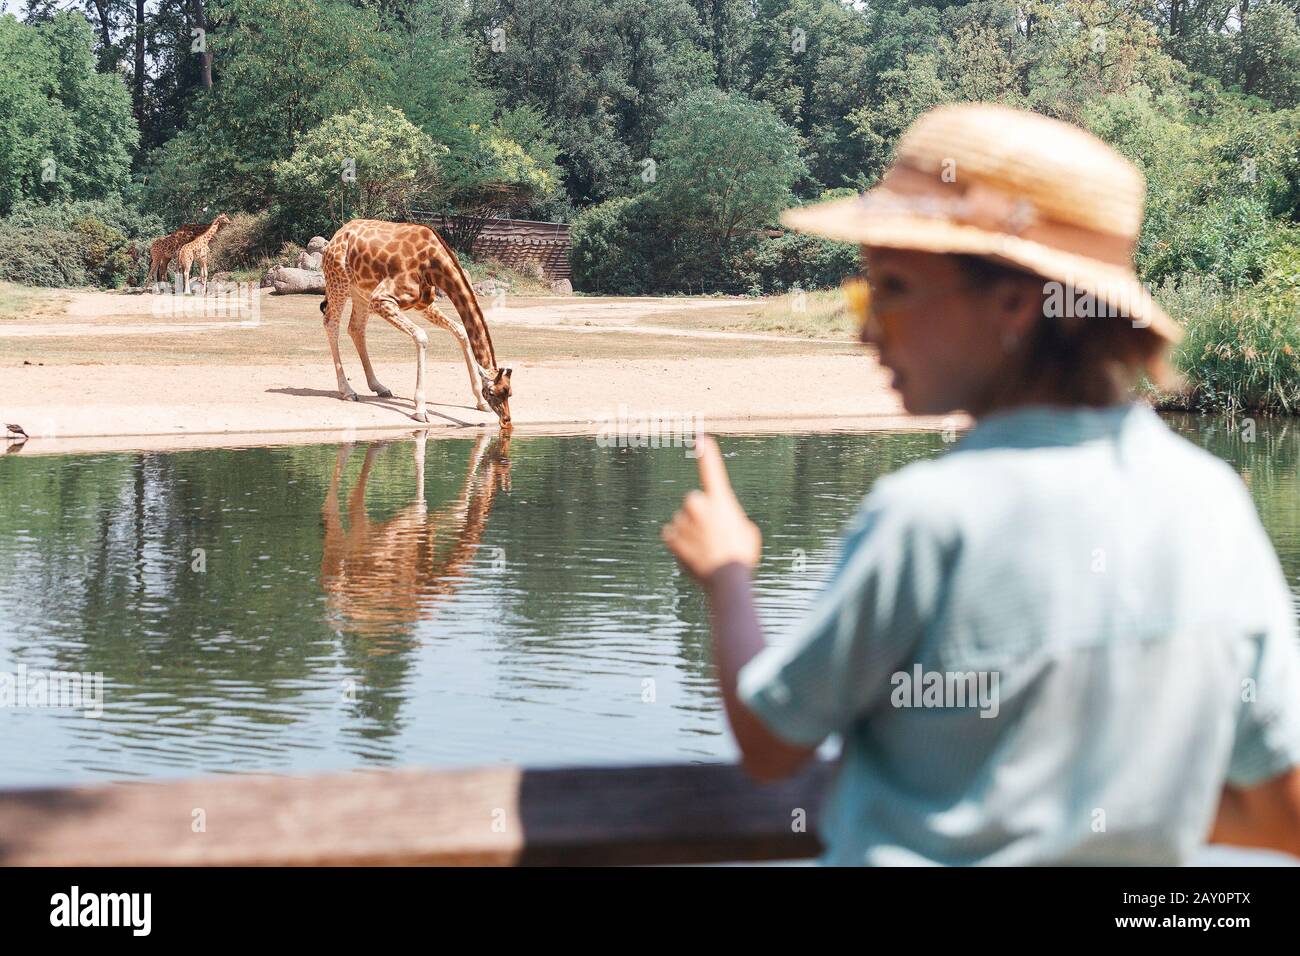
[{"xmin": 319, "ymin": 298, "xmax": 328, "ymax": 315}]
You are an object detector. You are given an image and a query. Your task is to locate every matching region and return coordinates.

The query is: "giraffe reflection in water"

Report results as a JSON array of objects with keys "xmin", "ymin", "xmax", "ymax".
[{"xmin": 321, "ymin": 432, "xmax": 511, "ymax": 641}]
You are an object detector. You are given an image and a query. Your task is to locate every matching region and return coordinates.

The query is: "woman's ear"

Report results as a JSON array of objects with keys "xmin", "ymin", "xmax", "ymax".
[{"xmin": 993, "ymin": 273, "xmax": 1046, "ymax": 339}]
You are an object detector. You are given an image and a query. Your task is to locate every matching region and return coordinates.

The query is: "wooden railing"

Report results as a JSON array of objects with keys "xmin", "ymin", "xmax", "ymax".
[{"xmin": 0, "ymin": 762, "xmax": 830, "ymax": 866}]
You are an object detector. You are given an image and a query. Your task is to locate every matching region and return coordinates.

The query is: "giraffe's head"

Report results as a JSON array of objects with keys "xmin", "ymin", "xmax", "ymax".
[
  {"xmin": 213, "ymin": 213, "xmax": 232, "ymax": 230},
  {"xmin": 481, "ymin": 368, "xmax": 513, "ymax": 428}
]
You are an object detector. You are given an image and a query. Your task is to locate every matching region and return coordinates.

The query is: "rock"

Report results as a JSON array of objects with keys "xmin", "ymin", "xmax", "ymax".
[
  {"xmin": 267, "ymin": 265, "xmax": 326, "ymax": 295},
  {"xmin": 550, "ymin": 278, "xmax": 573, "ymax": 294},
  {"xmin": 285, "ymin": 237, "xmax": 327, "ymax": 272}
]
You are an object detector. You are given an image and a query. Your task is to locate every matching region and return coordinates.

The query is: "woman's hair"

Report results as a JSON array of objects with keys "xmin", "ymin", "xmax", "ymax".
[{"xmin": 953, "ymin": 254, "xmax": 1180, "ymax": 411}]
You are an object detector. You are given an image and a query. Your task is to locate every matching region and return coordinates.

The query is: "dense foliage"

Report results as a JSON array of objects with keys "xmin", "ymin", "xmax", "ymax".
[
  {"xmin": 0, "ymin": 0, "xmax": 1297, "ymax": 404},
  {"xmin": 273, "ymin": 107, "xmax": 448, "ymax": 237},
  {"xmin": 0, "ymin": 13, "xmax": 136, "ymax": 214}
]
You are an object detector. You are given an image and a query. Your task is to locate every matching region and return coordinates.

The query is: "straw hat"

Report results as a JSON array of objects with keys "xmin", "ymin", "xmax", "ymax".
[{"xmin": 782, "ymin": 103, "xmax": 1179, "ymax": 341}]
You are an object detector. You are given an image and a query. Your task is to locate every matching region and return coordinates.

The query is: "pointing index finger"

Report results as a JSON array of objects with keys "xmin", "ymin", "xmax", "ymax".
[{"xmin": 695, "ymin": 434, "xmax": 733, "ymax": 497}]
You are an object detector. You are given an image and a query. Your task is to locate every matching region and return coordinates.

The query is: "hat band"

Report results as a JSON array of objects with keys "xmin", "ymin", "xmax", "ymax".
[{"xmin": 867, "ymin": 165, "xmax": 1136, "ymax": 269}]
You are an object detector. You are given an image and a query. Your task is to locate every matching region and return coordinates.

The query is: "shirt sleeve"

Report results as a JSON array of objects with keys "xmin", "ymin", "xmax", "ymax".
[
  {"xmin": 1227, "ymin": 552, "xmax": 1300, "ymax": 786},
  {"xmin": 736, "ymin": 475, "xmax": 953, "ymax": 747}
]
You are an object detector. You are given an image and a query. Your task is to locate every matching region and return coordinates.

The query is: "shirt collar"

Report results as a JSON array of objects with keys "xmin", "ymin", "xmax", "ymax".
[{"xmin": 957, "ymin": 402, "xmax": 1157, "ymax": 451}]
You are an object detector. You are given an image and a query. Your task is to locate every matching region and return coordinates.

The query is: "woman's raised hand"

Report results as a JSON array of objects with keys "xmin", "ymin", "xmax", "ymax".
[{"xmin": 661, "ymin": 435, "xmax": 761, "ymax": 586}]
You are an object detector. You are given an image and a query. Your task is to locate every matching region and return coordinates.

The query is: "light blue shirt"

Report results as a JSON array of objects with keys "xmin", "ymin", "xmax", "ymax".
[{"xmin": 738, "ymin": 403, "xmax": 1300, "ymax": 865}]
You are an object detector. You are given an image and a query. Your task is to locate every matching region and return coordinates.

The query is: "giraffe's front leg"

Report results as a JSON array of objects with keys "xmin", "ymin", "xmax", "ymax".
[
  {"xmin": 373, "ymin": 296, "xmax": 428, "ymax": 423},
  {"xmin": 423, "ymin": 307, "xmax": 489, "ymax": 411}
]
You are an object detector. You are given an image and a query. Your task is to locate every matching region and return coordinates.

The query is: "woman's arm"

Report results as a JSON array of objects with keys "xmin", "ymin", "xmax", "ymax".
[
  {"xmin": 661, "ymin": 436, "xmax": 817, "ymax": 781},
  {"xmin": 706, "ymin": 562, "xmax": 818, "ymax": 780},
  {"xmin": 1209, "ymin": 768, "xmax": 1300, "ymax": 858}
]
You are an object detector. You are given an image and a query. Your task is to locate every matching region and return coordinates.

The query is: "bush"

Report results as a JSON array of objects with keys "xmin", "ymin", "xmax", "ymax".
[
  {"xmin": 1141, "ymin": 196, "xmax": 1282, "ymax": 288},
  {"xmin": 206, "ymin": 211, "xmax": 279, "ymax": 273},
  {"xmin": 70, "ymin": 217, "xmax": 135, "ymax": 286},
  {"xmin": 459, "ymin": 254, "xmax": 555, "ymax": 296},
  {"xmin": 0, "ymin": 223, "xmax": 89, "ymax": 287},
  {"xmin": 1, "ymin": 198, "xmax": 165, "ymax": 287},
  {"xmin": 733, "ymin": 232, "xmax": 859, "ymax": 295},
  {"xmin": 571, "ymin": 192, "xmax": 753, "ymax": 294},
  {"xmin": 570, "ymin": 195, "xmax": 657, "ymax": 294},
  {"xmin": 4, "ymin": 197, "xmax": 163, "ymax": 243},
  {"xmin": 573, "ymin": 194, "xmax": 859, "ymax": 295},
  {"xmin": 1258, "ymin": 234, "xmax": 1300, "ymax": 300}
]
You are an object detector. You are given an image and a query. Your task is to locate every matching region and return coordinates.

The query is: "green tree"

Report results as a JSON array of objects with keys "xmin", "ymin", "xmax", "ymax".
[
  {"xmin": 143, "ymin": 0, "xmax": 390, "ymax": 213},
  {"xmin": 651, "ymin": 90, "xmax": 806, "ymax": 253},
  {"xmin": 493, "ymin": 105, "xmax": 567, "ymax": 219},
  {"xmin": 1022, "ymin": 0, "xmax": 1180, "ymax": 124},
  {"xmin": 0, "ymin": 12, "xmax": 137, "ymax": 215},
  {"xmin": 688, "ymin": 0, "xmax": 755, "ymax": 89},
  {"xmin": 386, "ymin": 0, "xmax": 497, "ymax": 156},
  {"xmin": 435, "ymin": 120, "xmax": 563, "ymax": 247},
  {"xmin": 273, "ymin": 106, "xmax": 447, "ymax": 235},
  {"xmin": 467, "ymin": 0, "xmax": 713, "ymax": 202},
  {"xmin": 746, "ymin": 0, "xmax": 879, "ymax": 190},
  {"xmin": 847, "ymin": 51, "xmax": 951, "ymax": 185},
  {"xmin": 1237, "ymin": 2, "xmax": 1300, "ymax": 105}
]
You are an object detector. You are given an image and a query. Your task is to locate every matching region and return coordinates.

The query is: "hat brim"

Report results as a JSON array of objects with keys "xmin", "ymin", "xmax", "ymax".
[{"xmin": 782, "ymin": 195, "xmax": 1181, "ymax": 343}]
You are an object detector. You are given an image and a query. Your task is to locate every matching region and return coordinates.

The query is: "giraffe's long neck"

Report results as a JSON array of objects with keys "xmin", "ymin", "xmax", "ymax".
[
  {"xmin": 195, "ymin": 221, "xmax": 222, "ymax": 244},
  {"xmin": 431, "ymin": 233, "xmax": 498, "ymax": 372}
]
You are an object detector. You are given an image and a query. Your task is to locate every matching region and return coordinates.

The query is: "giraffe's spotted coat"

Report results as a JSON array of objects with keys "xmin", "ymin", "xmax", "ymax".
[
  {"xmin": 148, "ymin": 223, "xmax": 206, "ymax": 286},
  {"xmin": 177, "ymin": 214, "xmax": 232, "ymax": 294},
  {"xmin": 319, "ymin": 219, "xmax": 513, "ymax": 426}
]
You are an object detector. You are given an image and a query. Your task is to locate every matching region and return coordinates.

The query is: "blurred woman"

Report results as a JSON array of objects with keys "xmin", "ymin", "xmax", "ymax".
[{"xmin": 662, "ymin": 104, "xmax": 1300, "ymax": 865}]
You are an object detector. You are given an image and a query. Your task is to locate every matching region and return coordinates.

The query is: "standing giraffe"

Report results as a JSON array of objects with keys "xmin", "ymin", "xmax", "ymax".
[
  {"xmin": 147, "ymin": 222, "xmax": 206, "ymax": 289},
  {"xmin": 177, "ymin": 213, "xmax": 232, "ymax": 294},
  {"xmin": 319, "ymin": 219, "xmax": 513, "ymax": 426}
]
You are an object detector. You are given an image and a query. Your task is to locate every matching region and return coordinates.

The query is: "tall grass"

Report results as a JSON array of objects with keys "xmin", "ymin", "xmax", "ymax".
[
  {"xmin": 1154, "ymin": 276, "xmax": 1300, "ymax": 415},
  {"xmin": 733, "ymin": 288, "xmax": 856, "ymax": 338}
]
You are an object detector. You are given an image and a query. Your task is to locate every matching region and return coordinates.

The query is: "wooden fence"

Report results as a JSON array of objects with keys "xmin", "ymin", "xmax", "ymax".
[
  {"xmin": 0, "ymin": 761, "xmax": 830, "ymax": 866},
  {"xmin": 413, "ymin": 214, "xmax": 572, "ymax": 282}
]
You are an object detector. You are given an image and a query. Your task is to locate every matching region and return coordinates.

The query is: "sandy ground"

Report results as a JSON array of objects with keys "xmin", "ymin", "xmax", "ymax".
[{"xmin": 2, "ymin": 287, "xmax": 941, "ymax": 455}]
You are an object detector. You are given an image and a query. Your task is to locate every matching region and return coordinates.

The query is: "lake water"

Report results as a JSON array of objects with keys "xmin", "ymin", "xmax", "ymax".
[{"xmin": 0, "ymin": 417, "xmax": 1296, "ymax": 789}]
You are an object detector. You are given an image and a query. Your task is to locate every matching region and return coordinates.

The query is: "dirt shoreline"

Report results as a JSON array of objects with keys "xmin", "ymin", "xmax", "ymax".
[
  {"xmin": 3, "ymin": 414, "xmax": 955, "ymax": 457},
  {"xmin": 2, "ymin": 289, "xmax": 952, "ymax": 456}
]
